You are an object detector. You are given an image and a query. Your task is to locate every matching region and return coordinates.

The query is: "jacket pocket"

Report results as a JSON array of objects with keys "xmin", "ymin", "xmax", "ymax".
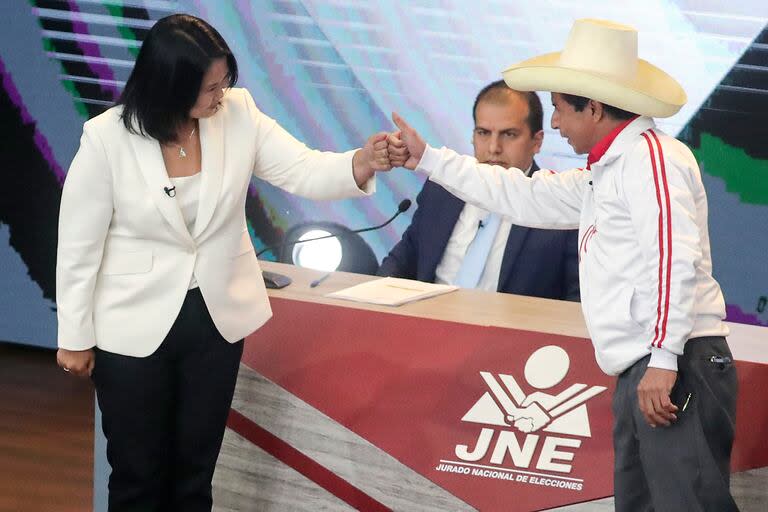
[
  {"xmin": 620, "ymin": 286, "xmax": 647, "ymax": 332},
  {"xmin": 100, "ymin": 250, "xmax": 153, "ymax": 275}
]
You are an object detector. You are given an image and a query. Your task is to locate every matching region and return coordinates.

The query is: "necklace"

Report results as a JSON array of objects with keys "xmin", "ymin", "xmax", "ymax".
[{"xmin": 170, "ymin": 126, "xmax": 196, "ymax": 158}]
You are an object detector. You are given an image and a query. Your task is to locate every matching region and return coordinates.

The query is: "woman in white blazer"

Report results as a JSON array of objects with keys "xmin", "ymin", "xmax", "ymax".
[{"xmin": 55, "ymin": 14, "xmax": 402, "ymax": 512}]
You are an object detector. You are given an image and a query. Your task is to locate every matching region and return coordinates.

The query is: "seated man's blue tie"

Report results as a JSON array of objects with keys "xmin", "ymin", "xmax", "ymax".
[{"xmin": 454, "ymin": 213, "xmax": 501, "ymax": 288}]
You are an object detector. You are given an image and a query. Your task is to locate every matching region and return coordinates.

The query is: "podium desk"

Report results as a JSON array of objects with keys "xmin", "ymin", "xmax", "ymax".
[
  {"xmin": 209, "ymin": 262, "xmax": 768, "ymax": 511},
  {"xmin": 93, "ymin": 262, "xmax": 768, "ymax": 511}
]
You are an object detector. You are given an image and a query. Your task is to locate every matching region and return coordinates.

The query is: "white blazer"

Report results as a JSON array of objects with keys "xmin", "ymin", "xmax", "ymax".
[{"xmin": 57, "ymin": 88, "xmax": 373, "ymax": 357}]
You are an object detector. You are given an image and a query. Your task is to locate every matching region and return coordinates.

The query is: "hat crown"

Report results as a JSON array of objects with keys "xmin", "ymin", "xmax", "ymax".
[{"xmin": 559, "ymin": 19, "xmax": 638, "ymax": 82}]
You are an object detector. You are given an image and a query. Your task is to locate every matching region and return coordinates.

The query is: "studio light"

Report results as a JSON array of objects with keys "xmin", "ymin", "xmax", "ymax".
[
  {"xmin": 279, "ymin": 221, "xmax": 378, "ymax": 275},
  {"xmin": 290, "ymin": 229, "xmax": 342, "ymax": 272}
]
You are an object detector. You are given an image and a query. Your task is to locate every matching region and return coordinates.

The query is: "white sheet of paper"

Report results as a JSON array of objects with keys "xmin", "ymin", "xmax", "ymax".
[{"xmin": 326, "ymin": 277, "xmax": 458, "ymax": 306}]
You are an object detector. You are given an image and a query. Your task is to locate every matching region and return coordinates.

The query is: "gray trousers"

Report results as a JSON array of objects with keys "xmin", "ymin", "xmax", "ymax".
[{"xmin": 613, "ymin": 336, "xmax": 739, "ymax": 512}]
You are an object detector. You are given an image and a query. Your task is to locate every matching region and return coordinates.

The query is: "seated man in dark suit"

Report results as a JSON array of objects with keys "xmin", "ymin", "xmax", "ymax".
[{"xmin": 378, "ymin": 81, "xmax": 580, "ymax": 300}]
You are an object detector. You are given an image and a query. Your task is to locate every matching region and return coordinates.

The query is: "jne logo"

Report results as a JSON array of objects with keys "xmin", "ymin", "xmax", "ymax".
[{"xmin": 435, "ymin": 346, "xmax": 606, "ymax": 491}]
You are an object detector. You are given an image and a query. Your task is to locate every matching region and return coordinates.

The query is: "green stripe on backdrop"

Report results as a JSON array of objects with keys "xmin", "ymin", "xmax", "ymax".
[{"xmin": 694, "ymin": 132, "xmax": 768, "ymax": 206}]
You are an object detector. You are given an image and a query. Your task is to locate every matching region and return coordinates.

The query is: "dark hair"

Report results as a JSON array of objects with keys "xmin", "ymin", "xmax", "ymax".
[
  {"xmin": 118, "ymin": 14, "xmax": 238, "ymax": 143},
  {"xmin": 472, "ymin": 80, "xmax": 543, "ymax": 135},
  {"xmin": 559, "ymin": 93, "xmax": 636, "ymax": 120}
]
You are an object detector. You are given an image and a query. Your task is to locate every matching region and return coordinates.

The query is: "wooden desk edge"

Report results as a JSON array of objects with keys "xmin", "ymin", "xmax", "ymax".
[{"xmin": 259, "ymin": 261, "xmax": 768, "ymax": 365}]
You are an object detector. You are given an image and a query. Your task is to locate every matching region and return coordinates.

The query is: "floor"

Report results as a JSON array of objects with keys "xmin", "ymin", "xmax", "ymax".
[{"xmin": 0, "ymin": 342, "xmax": 93, "ymax": 512}]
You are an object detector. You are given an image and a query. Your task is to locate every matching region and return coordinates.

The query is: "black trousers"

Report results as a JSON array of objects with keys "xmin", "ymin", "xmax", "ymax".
[
  {"xmin": 613, "ymin": 336, "xmax": 739, "ymax": 512},
  {"xmin": 93, "ymin": 288, "xmax": 244, "ymax": 512}
]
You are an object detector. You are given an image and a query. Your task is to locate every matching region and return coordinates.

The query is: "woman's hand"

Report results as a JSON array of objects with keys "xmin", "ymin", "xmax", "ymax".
[
  {"xmin": 352, "ymin": 132, "xmax": 392, "ymax": 187},
  {"xmin": 386, "ymin": 131, "xmax": 410, "ymax": 168},
  {"xmin": 57, "ymin": 348, "xmax": 95, "ymax": 377}
]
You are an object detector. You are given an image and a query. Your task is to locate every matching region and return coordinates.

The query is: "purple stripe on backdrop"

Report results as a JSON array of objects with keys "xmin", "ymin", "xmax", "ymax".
[
  {"xmin": 0, "ymin": 56, "xmax": 66, "ymax": 184},
  {"xmin": 65, "ymin": 0, "xmax": 121, "ymax": 100},
  {"xmin": 726, "ymin": 304, "xmax": 768, "ymax": 328}
]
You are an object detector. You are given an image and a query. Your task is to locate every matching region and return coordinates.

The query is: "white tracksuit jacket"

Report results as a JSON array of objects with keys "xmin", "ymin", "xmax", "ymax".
[{"xmin": 417, "ymin": 116, "xmax": 728, "ymax": 375}]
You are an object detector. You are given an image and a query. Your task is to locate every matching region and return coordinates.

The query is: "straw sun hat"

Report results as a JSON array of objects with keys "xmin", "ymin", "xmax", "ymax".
[{"xmin": 502, "ymin": 18, "xmax": 687, "ymax": 118}]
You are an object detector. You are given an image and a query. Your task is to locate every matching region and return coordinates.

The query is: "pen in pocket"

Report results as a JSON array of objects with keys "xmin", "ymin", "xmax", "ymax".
[{"xmin": 681, "ymin": 392, "xmax": 692, "ymax": 412}]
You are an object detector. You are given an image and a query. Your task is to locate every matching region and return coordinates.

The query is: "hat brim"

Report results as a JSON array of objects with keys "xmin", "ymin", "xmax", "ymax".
[{"xmin": 502, "ymin": 52, "xmax": 687, "ymax": 118}]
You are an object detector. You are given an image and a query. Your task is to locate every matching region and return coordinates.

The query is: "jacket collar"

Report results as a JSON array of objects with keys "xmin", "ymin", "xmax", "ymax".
[
  {"xmin": 587, "ymin": 116, "xmax": 655, "ymax": 170},
  {"xmin": 127, "ymin": 110, "xmax": 224, "ymax": 244},
  {"xmin": 194, "ymin": 111, "xmax": 224, "ymax": 238},
  {"xmin": 128, "ymin": 132, "xmax": 195, "ymax": 246}
]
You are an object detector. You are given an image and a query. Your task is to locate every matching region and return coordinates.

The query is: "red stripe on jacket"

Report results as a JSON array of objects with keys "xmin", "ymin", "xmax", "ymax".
[
  {"xmin": 650, "ymin": 130, "xmax": 673, "ymax": 349},
  {"xmin": 641, "ymin": 131, "xmax": 668, "ymax": 349}
]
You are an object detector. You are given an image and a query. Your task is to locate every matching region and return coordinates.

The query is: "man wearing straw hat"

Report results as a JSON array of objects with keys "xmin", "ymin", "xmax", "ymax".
[{"xmin": 388, "ymin": 18, "xmax": 738, "ymax": 511}]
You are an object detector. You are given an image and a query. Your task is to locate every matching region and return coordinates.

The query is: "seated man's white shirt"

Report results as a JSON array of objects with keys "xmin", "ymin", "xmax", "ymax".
[{"xmin": 435, "ymin": 165, "xmax": 532, "ymax": 291}]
